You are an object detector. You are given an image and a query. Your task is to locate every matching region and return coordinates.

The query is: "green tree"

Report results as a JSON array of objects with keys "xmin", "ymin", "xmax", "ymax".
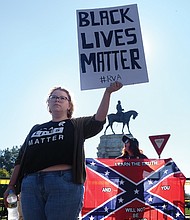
[
  {"xmin": 0, "ymin": 168, "xmax": 10, "ymax": 198},
  {"xmin": 0, "ymin": 146, "xmax": 20, "ymax": 174},
  {"xmin": 0, "ymin": 168, "xmax": 10, "ymax": 178}
]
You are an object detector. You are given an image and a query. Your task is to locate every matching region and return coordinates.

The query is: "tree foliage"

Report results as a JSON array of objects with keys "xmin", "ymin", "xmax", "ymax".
[
  {"xmin": 0, "ymin": 168, "xmax": 10, "ymax": 178},
  {"xmin": 0, "ymin": 146, "xmax": 20, "ymax": 175}
]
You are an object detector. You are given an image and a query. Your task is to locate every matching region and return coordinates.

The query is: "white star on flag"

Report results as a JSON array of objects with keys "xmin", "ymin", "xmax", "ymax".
[
  {"xmin": 119, "ymin": 179, "xmax": 124, "ymax": 185},
  {"xmin": 105, "ymin": 170, "xmax": 110, "ymax": 176},
  {"xmin": 164, "ymin": 169, "xmax": 168, "ymax": 174},
  {"xmin": 148, "ymin": 180, "xmax": 153, "ymax": 185},
  {"xmin": 118, "ymin": 197, "xmax": 124, "ymax": 203},
  {"xmin": 148, "ymin": 196, "xmax": 153, "ymax": 202},
  {"xmin": 134, "ymin": 189, "xmax": 139, "ymax": 194},
  {"xmin": 104, "ymin": 206, "xmax": 109, "ymax": 212},
  {"xmin": 90, "ymin": 161, "xmax": 96, "ymax": 166}
]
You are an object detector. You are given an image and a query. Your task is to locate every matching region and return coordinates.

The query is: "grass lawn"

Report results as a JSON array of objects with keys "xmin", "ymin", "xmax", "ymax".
[{"xmin": 186, "ymin": 207, "xmax": 190, "ymax": 216}]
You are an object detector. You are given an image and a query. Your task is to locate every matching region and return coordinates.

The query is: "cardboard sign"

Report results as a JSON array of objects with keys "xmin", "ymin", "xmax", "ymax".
[
  {"xmin": 149, "ymin": 134, "xmax": 170, "ymax": 157},
  {"xmin": 76, "ymin": 4, "xmax": 149, "ymax": 90}
]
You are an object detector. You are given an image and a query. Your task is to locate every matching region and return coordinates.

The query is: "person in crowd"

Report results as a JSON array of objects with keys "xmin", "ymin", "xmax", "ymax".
[
  {"xmin": 115, "ymin": 134, "xmax": 150, "ymax": 219},
  {"xmin": 116, "ymin": 134, "xmax": 148, "ymax": 159},
  {"xmin": 4, "ymin": 81, "xmax": 123, "ymax": 220}
]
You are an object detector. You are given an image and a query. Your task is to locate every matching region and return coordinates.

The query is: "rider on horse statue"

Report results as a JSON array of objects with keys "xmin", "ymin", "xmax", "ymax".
[{"xmin": 116, "ymin": 100, "xmax": 124, "ymax": 122}]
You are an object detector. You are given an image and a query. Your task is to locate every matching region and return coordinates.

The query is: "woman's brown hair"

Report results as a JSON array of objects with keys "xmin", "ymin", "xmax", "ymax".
[{"xmin": 47, "ymin": 87, "xmax": 74, "ymax": 118}]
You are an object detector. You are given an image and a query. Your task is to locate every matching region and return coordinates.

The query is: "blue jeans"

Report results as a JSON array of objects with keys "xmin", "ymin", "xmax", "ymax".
[{"xmin": 21, "ymin": 170, "xmax": 84, "ymax": 220}]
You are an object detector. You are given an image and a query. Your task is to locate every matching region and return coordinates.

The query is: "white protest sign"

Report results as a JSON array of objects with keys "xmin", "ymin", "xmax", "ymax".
[{"xmin": 76, "ymin": 4, "xmax": 149, "ymax": 90}]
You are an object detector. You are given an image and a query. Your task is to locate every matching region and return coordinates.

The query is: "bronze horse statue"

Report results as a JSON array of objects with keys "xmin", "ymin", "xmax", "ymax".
[{"xmin": 104, "ymin": 110, "xmax": 138, "ymax": 134}]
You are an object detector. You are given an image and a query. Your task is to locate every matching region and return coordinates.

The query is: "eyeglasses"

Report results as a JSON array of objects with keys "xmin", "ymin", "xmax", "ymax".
[{"xmin": 49, "ymin": 95, "xmax": 69, "ymax": 102}]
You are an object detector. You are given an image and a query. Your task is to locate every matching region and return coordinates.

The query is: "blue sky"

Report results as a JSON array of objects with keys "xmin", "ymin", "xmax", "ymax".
[{"xmin": 0, "ymin": 0, "xmax": 189, "ymax": 178}]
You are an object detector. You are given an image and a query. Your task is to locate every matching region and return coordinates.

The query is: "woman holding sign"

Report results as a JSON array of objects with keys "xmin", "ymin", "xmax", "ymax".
[{"xmin": 4, "ymin": 82, "xmax": 123, "ymax": 220}]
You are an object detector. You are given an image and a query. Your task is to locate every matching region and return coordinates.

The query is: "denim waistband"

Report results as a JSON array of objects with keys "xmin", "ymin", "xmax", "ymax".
[{"xmin": 26, "ymin": 169, "xmax": 72, "ymax": 177}]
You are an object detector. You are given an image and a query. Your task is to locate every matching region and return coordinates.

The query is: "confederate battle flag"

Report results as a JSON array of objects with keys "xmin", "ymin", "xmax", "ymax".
[{"xmin": 81, "ymin": 158, "xmax": 186, "ymax": 220}]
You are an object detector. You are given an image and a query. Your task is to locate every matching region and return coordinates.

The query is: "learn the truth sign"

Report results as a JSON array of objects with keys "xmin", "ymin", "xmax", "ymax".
[{"xmin": 76, "ymin": 4, "xmax": 149, "ymax": 90}]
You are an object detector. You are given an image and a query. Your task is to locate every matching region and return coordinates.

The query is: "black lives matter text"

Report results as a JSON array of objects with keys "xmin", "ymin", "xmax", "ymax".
[{"xmin": 78, "ymin": 8, "xmax": 142, "ymax": 75}]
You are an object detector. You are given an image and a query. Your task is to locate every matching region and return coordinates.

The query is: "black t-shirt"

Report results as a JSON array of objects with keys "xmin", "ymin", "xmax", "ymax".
[{"xmin": 23, "ymin": 120, "xmax": 74, "ymax": 174}]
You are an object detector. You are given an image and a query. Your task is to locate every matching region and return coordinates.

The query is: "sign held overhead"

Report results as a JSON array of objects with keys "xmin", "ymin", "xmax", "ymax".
[
  {"xmin": 76, "ymin": 4, "xmax": 149, "ymax": 90},
  {"xmin": 149, "ymin": 134, "xmax": 170, "ymax": 158}
]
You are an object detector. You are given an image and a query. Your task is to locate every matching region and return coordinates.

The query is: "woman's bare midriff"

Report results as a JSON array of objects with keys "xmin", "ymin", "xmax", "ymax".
[{"xmin": 39, "ymin": 164, "xmax": 72, "ymax": 172}]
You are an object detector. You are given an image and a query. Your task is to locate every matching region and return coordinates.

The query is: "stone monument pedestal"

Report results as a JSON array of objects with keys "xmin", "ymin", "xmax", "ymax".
[{"xmin": 97, "ymin": 134, "xmax": 124, "ymax": 158}]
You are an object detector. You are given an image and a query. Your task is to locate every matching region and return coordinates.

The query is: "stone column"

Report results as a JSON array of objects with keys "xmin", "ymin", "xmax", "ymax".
[{"xmin": 97, "ymin": 134, "xmax": 124, "ymax": 158}]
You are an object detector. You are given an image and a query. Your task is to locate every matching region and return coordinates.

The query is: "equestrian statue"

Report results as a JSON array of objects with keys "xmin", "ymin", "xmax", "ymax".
[{"xmin": 104, "ymin": 100, "xmax": 138, "ymax": 135}]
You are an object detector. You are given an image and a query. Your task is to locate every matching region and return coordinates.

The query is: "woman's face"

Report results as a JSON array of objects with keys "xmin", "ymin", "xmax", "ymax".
[
  {"xmin": 48, "ymin": 89, "xmax": 71, "ymax": 117},
  {"xmin": 124, "ymin": 139, "xmax": 131, "ymax": 153}
]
